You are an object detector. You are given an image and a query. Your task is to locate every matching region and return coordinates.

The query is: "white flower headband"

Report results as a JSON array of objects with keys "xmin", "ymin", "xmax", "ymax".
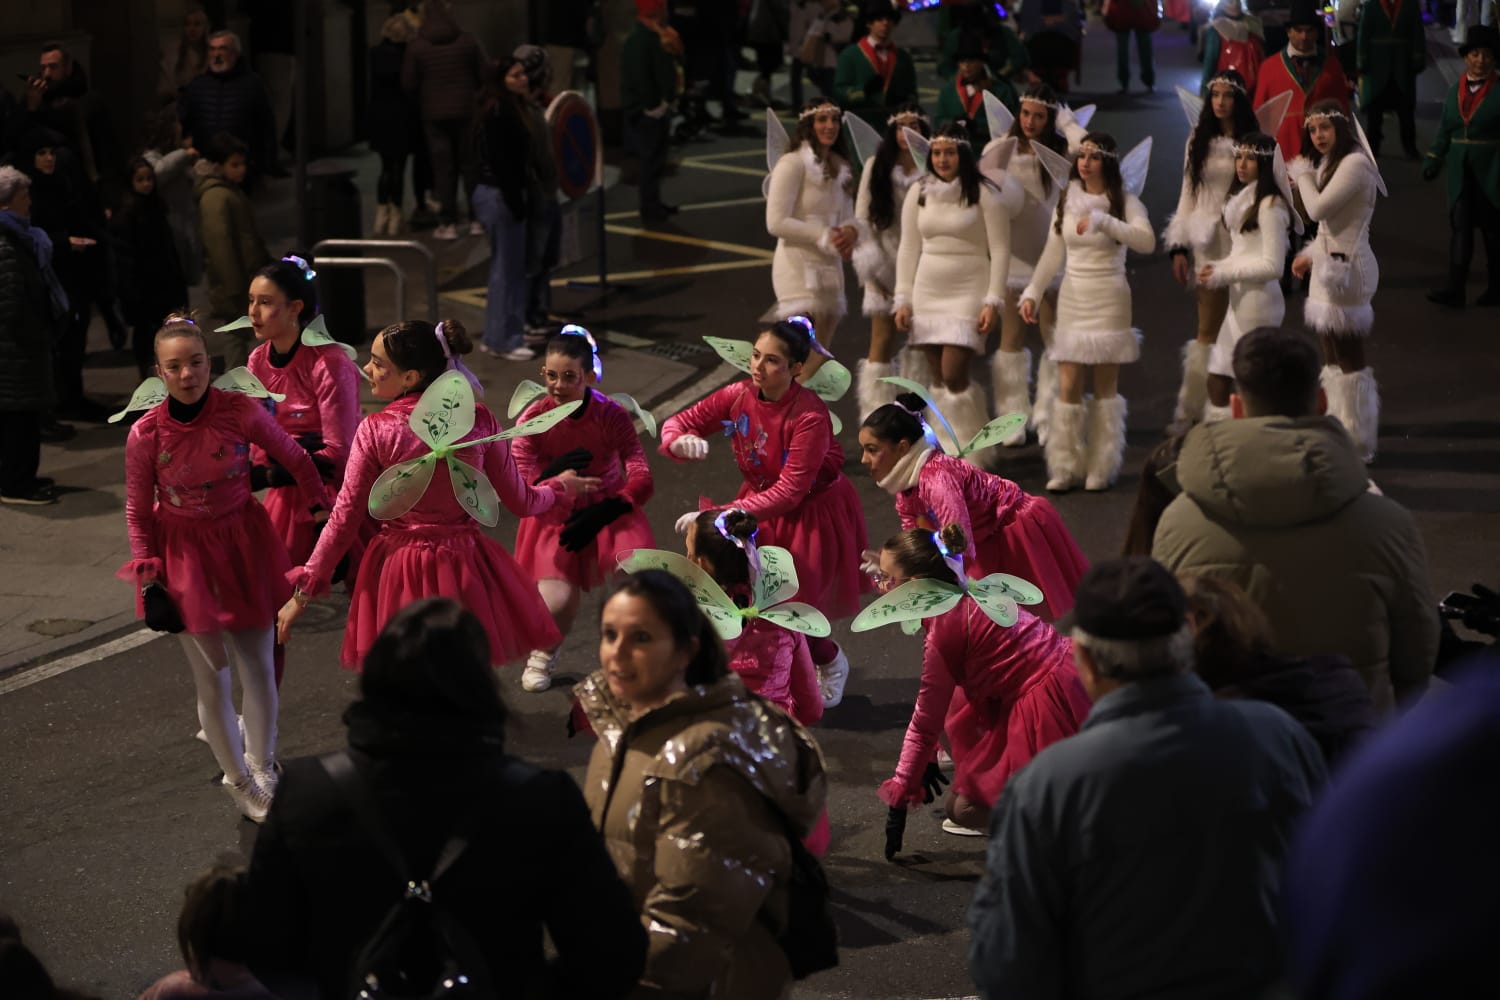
[
  {"xmin": 1304, "ymin": 109, "xmax": 1346, "ymax": 125},
  {"xmin": 1231, "ymin": 141, "xmax": 1276, "ymax": 157},
  {"xmin": 799, "ymin": 101, "xmax": 841, "ymax": 120},
  {"xmin": 1079, "ymin": 140, "xmax": 1120, "ymax": 160},
  {"xmin": 1020, "ymin": 94, "xmax": 1060, "ymax": 110},
  {"xmin": 1207, "ymin": 73, "xmax": 1247, "ymax": 94},
  {"xmin": 886, "ymin": 110, "xmax": 929, "ymax": 127},
  {"xmin": 929, "ymin": 135, "xmax": 971, "ymax": 149}
]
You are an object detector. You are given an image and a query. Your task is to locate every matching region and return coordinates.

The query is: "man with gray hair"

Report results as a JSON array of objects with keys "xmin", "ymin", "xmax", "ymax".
[
  {"xmin": 177, "ymin": 30, "xmax": 278, "ymax": 182},
  {"xmin": 968, "ymin": 556, "xmax": 1326, "ymax": 1000}
]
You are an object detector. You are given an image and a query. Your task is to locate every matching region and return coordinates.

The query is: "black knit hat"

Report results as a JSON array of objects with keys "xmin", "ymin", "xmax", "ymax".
[{"xmin": 1061, "ymin": 557, "xmax": 1187, "ymax": 640}]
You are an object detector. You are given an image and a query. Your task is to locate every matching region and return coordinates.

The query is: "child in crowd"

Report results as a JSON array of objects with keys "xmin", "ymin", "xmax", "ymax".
[
  {"xmin": 135, "ymin": 860, "xmax": 276, "ymax": 1000},
  {"xmin": 112, "ymin": 157, "xmax": 190, "ymax": 377},
  {"xmin": 194, "ymin": 132, "xmax": 269, "ymax": 368}
]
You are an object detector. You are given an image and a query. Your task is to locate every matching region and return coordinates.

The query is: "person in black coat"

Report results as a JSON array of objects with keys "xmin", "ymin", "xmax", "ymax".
[
  {"xmin": 368, "ymin": 15, "xmax": 419, "ymax": 235},
  {"xmin": 243, "ymin": 597, "xmax": 647, "ymax": 999},
  {"xmin": 110, "ymin": 158, "xmax": 189, "ymax": 378},
  {"xmin": 177, "ymin": 31, "xmax": 278, "ymax": 181}
]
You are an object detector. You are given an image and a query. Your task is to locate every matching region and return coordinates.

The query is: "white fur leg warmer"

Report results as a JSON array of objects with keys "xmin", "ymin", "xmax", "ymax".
[
  {"xmin": 1045, "ymin": 400, "xmax": 1087, "ymax": 492},
  {"xmin": 1321, "ymin": 366, "xmax": 1380, "ymax": 463},
  {"xmin": 856, "ymin": 359, "xmax": 900, "ymax": 422},
  {"xmin": 1084, "ymin": 395, "xmax": 1128, "ymax": 492},
  {"xmin": 1167, "ymin": 340, "xmax": 1212, "ymax": 435},
  {"xmin": 989, "ymin": 349, "xmax": 1032, "ymax": 447},
  {"xmin": 1033, "ymin": 354, "xmax": 1058, "ymax": 447}
]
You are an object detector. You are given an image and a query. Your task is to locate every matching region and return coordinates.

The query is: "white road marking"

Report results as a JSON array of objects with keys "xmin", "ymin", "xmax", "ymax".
[{"xmin": 0, "ymin": 628, "xmax": 161, "ymax": 697}]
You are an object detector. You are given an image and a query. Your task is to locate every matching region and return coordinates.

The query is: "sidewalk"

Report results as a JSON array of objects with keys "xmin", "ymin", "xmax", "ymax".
[{"xmin": 0, "ymin": 146, "xmax": 707, "ymax": 677}]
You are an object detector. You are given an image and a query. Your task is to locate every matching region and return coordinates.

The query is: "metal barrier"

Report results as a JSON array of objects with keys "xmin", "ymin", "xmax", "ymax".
[{"xmin": 311, "ymin": 239, "xmax": 439, "ymax": 322}]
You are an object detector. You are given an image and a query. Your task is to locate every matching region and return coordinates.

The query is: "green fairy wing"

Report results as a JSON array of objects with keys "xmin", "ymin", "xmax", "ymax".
[
  {"xmin": 803, "ymin": 358, "xmax": 851, "ymax": 402},
  {"xmin": 300, "ymin": 314, "xmax": 360, "ymax": 362},
  {"xmin": 900, "ymin": 619, "xmax": 923, "ymax": 636},
  {"xmin": 751, "ymin": 545, "xmax": 800, "ymax": 611},
  {"xmin": 368, "ymin": 454, "xmax": 438, "ymax": 520},
  {"xmin": 971, "ymin": 573, "xmax": 1045, "ymax": 606},
  {"xmin": 507, "ymin": 379, "xmax": 549, "ymax": 420},
  {"xmin": 616, "ymin": 548, "xmax": 744, "ymax": 640},
  {"xmin": 964, "ymin": 585, "xmax": 1020, "ymax": 628},
  {"xmin": 850, "ymin": 579, "xmax": 965, "ymax": 633},
  {"xmin": 214, "ymin": 316, "xmax": 254, "ymax": 332},
  {"xmin": 878, "ymin": 376, "xmax": 963, "ymax": 456},
  {"xmin": 608, "ymin": 392, "xmax": 658, "ymax": 437},
  {"xmin": 108, "ymin": 378, "xmax": 168, "ymax": 423},
  {"xmin": 467, "ymin": 398, "xmax": 582, "ymax": 445},
  {"xmin": 409, "ymin": 371, "xmax": 476, "ymax": 449},
  {"xmin": 703, "ymin": 336, "xmax": 753, "ymax": 375},
  {"xmin": 213, "ymin": 367, "xmax": 287, "ymax": 402},
  {"xmin": 447, "ymin": 456, "xmax": 504, "ymax": 527},
  {"xmin": 759, "ymin": 602, "xmax": 833, "ymax": 637},
  {"xmin": 957, "ymin": 412, "xmax": 1029, "ymax": 456}
]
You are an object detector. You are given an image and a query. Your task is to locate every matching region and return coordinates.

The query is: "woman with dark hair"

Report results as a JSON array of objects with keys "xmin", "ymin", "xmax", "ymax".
[
  {"xmin": 245, "ymin": 597, "xmax": 647, "ymax": 999},
  {"xmin": 276, "ymin": 318, "xmax": 599, "ymax": 669},
  {"xmin": 1162, "ymin": 70, "xmax": 1259, "ymax": 433},
  {"xmin": 159, "ymin": 4, "xmax": 210, "ymax": 99},
  {"xmin": 136, "ymin": 860, "xmax": 276, "ymax": 1000},
  {"xmin": 141, "ymin": 107, "xmax": 201, "ymax": 285},
  {"xmin": 1020, "ymin": 131, "xmax": 1155, "ymax": 493},
  {"xmin": 893, "ymin": 121, "xmax": 1016, "ymax": 466},
  {"xmin": 851, "ymin": 102, "xmax": 929, "ymax": 419},
  {"xmin": 111, "ymin": 158, "xmax": 189, "ymax": 379},
  {"xmin": 1290, "ymin": 100, "xmax": 1383, "ymax": 462},
  {"xmin": 368, "ymin": 13, "xmax": 417, "ymax": 236},
  {"xmin": 579, "ymin": 570, "xmax": 827, "ymax": 1000},
  {"xmin": 766, "ymin": 97, "xmax": 858, "ymax": 373},
  {"xmin": 858, "ymin": 392, "xmax": 1087, "ymax": 618},
  {"xmin": 472, "ymin": 57, "xmax": 537, "ymax": 360}
]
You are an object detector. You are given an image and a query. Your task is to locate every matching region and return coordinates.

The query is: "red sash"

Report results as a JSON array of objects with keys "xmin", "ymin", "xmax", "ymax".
[
  {"xmin": 859, "ymin": 37, "xmax": 896, "ymax": 90},
  {"xmin": 1460, "ymin": 73, "xmax": 1497, "ymax": 125},
  {"xmin": 1378, "ymin": 0, "xmax": 1401, "ymax": 23},
  {"xmin": 957, "ymin": 79, "xmax": 985, "ymax": 121}
]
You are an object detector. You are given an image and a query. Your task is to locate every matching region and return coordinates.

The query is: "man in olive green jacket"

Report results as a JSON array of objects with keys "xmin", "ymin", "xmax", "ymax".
[{"xmin": 1152, "ymin": 327, "xmax": 1439, "ymax": 712}]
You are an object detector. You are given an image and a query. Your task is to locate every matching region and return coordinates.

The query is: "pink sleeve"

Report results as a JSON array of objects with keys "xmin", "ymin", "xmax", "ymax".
[
  {"xmin": 310, "ymin": 353, "xmax": 362, "ymax": 477},
  {"xmin": 607, "ymin": 404, "xmax": 655, "ymax": 507},
  {"xmin": 919, "ymin": 462, "xmax": 979, "ymax": 562},
  {"xmin": 118, "ymin": 419, "xmax": 163, "ymax": 581},
  {"xmin": 243, "ymin": 398, "xmax": 330, "ymax": 512},
  {"xmin": 292, "ymin": 417, "xmax": 382, "ymax": 596},
  {"xmin": 659, "ymin": 383, "xmax": 737, "ymax": 460},
  {"xmin": 879, "ymin": 625, "xmax": 957, "ymax": 808},
  {"xmin": 509, "ymin": 401, "xmax": 545, "ymax": 485},
  {"xmin": 788, "ymin": 633, "xmax": 824, "ymax": 727},
  {"xmin": 737, "ymin": 403, "xmax": 829, "ymax": 521},
  {"xmin": 485, "ymin": 436, "xmax": 562, "ymax": 518}
]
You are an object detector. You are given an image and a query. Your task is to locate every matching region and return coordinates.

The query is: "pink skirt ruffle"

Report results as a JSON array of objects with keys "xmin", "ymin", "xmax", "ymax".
[
  {"xmin": 262, "ymin": 485, "xmax": 373, "ymax": 578},
  {"xmin": 337, "ymin": 524, "xmax": 562, "ymax": 670},
  {"xmin": 740, "ymin": 475, "xmax": 870, "ymax": 621},
  {"xmin": 514, "ymin": 506, "xmax": 655, "ymax": 590},
  {"xmin": 973, "ymin": 494, "xmax": 1089, "ymax": 621}
]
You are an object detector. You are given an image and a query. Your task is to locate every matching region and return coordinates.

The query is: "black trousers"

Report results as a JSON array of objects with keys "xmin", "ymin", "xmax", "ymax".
[
  {"xmin": 0, "ymin": 410, "xmax": 42, "ymax": 496},
  {"xmin": 627, "ymin": 112, "xmax": 669, "ymax": 213},
  {"xmin": 1363, "ymin": 84, "xmax": 1417, "ymax": 155},
  {"xmin": 1450, "ymin": 171, "xmax": 1500, "ymax": 286}
]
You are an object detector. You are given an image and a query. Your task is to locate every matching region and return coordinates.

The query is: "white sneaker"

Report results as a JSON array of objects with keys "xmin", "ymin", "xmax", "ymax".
[
  {"xmin": 468, "ymin": 219, "xmax": 486, "ymax": 236},
  {"xmin": 501, "ymin": 345, "xmax": 537, "ymax": 362},
  {"xmin": 815, "ymin": 647, "xmax": 850, "ymax": 709},
  {"xmin": 941, "ymin": 818, "xmax": 986, "ymax": 837},
  {"xmin": 223, "ymin": 774, "xmax": 272, "ymax": 823},
  {"xmin": 246, "ymin": 754, "xmax": 280, "ymax": 797},
  {"xmin": 521, "ymin": 650, "xmax": 556, "ymax": 692},
  {"xmin": 432, "ymin": 223, "xmax": 460, "ymax": 241}
]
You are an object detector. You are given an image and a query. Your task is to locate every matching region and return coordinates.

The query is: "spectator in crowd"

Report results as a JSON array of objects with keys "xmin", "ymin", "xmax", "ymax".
[
  {"xmin": 17, "ymin": 43, "xmax": 102, "ymax": 182},
  {"xmin": 1152, "ymin": 326, "xmax": 1440, "ymax": 712},
  {"xmin": 968, "ymin": 556, "xmax": 1327, "ymax": 1000},
  {"xmin": 0, "ymin": 913, "xmax": 102, "ymax": 1000},
  {"xmin": 368, "ymin": 14, "xmax": 418, "ymax": 236},
  {"xmin": 158, "ymin": 4, "xmax": 211, "ymax": 102},
  {"xmin": 513, "ymin": 44, "xmax": 562, "ymax": 343},
  {"xmin": 1015, "ymin": 0, "xmax": 1084, "ymax": 94},
  {"xmin": 111, "ymin": 158, "xmax": 190, "ymax": 379},
  {"xmin": 578, "ymin": 570, "xmax": 829, "ymax": 1000},
  {"xmin": 177, "ymin": 32, "xmax": 278, "ymax": 184},
  {"xmin": 194, "ymin": 132, "xmax": 270, "ymax": 368},
  {"xmin": 1356, "ymin": 0, "xmax": 1425, "ymax": 159},
  {"xmin": 135, "ymin": 860, "xmax": 275, "ymax": 1000},
  {"xmin": 746, "ymin": 0, "xmax": 790, "ymax": 109},
  {"xmin": 141, "ymin": 107, "xmax": 202, "ymax": 286},
  {"xmin": 244, "ymin": 597, "xmax": 646, "ymax": 999},
  {"xmin": 622, "ymin": 0, "xmax": 682, "ymax": 222},
  {"xmin": 1104, "ymin": 0, "xmax": 1161, "ymax": 93},
  {"xmin": 835, "ymin": 0, "xmax": 919, "ymax": 124},
  {"xmin": 789, "ymin": 0, "xmax": 858, "ymax": 106},
  {"xmin": 1180, "ymin": 572, "xmax": 1377, "ymax": 766},
  {"xmin": 535, "ymin": 0, "xmax": 598, "ymax": 93},
  {"xmin": 403, "ymin": 0, "xmax": 485, "ymax": 240},
  {"xmin": 1119, "ymin": 431, "xmax": 1185, "ymax": 556},
  {"xmin": 0, "ymin": 166, "xmax": 65, "ymax": 505},
  {"xmin": 471, "ymin": 58, "xmax": 536, "ymax": 360}
]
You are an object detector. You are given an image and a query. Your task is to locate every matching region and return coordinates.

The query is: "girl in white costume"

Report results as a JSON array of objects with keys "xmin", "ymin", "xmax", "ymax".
[
  {"xmin": 1162, "ymin": 71, "xmax": 1261, "ymax": 432},
  {"xmin": 893, "ymin": 122, "xmax": 1017, "ymax": 466},
  {"xmin": 1290, "ymin": 100, "xmax": 1383, "ymax": 462},
  {"xmin": 765, "ymin": 98, "xmax": 858, "ymax": 379},
  {"xmin": 851, "ymin": 103, "xmax": 929, "ymax": 419},
  {"xmin": 1197, "ymin": 130, "xmax": 1295, "ymax": 422},
  {"xmin": 1021, "ymin": 131, "xmax": 1155, "ymax": 493}
]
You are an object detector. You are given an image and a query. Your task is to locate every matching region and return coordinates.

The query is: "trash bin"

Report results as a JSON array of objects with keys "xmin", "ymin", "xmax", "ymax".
[{"xmin": 303, "ymin": 159, "xmax": 366, "ymax": 348}]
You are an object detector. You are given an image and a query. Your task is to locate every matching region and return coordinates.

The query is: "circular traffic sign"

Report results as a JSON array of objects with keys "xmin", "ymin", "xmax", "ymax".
[{"xmin": 546, "ymin": 90, "xmax": 600, "ymax": 201}]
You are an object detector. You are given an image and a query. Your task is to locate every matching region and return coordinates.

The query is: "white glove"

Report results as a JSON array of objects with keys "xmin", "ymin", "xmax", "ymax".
[
  {"xmin": 859, "ymin": 549, "xmax": 882, "ymax": 578},
  {"xmin": 670, "ymin": 435, "xmax": 709, "ymax": 461},
  {"xmin": 674, "ymin": 510, "xmax": 702, "ymax": 535}
]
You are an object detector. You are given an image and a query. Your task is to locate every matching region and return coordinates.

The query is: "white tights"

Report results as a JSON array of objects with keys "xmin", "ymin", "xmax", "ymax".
[{"xmin": 179, "ymin": 628, "xmax": 277, "ymax": 784}]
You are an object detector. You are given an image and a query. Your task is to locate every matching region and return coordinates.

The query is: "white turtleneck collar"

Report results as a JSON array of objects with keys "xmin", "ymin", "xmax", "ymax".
[{"xmin": 878, "ymin": 442, "xmax": 935, "ymax": 495}]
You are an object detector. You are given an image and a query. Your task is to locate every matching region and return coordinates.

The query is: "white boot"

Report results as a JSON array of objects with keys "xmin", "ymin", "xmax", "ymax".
[
  {"xmin": 1032, "ymin": 353, "xmax": 1058, "ymax": 446},
  {"xmin": 856, "ymin": 359, "xmax": 899, "ymax": 422},
  {"xmin": 1045, "ymin": 399, "xmax": 1087, "ymax": 492},
  {"xmin": 1203, "ymin": 402, "xmax": 1233, "ymax": 424},
  {"xmin": 1166, "ymin": 340, "xmax": 1211, "ymax": 435},
  {"xmin": 933, "ymin": 384, "xmax": 992, "ymax": 465},
  {"xmin": 897, "ymin": 345, "xmax": 934, "ymax": 391},
  {"xmin": 1084, "ymin": 395, "xmax": 1128, "ymax": 492},
  {"xmin": 1321, "ymin": 366, "xmax": 1380, "ymax": 463},
  {"xmin": 989, "ymin": 349, "xmax": 1031, "ymax": 447},
  {"xmin": 816, "ymin": 645, "xmax": 850, "ymax": 709}
]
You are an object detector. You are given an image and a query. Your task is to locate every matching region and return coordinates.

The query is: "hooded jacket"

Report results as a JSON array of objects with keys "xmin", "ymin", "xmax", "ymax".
[
  {"xmin": 1153, "ymin": 415, "xmax": 1439, "ymax": 712},
  {"xmin": 178, "ymin": 58, "xmax": 277, "ymax": 171},
  {"xmin": 578, "ymin": 670, "xmax": 828, "ymax": 1000},
  {"xmin": 194, "ymin": 166, "xmax": 270, "ymax": 319},
  {"xmin": 402, "ymin": 4, "xmax": 484, "ymax": 123}
]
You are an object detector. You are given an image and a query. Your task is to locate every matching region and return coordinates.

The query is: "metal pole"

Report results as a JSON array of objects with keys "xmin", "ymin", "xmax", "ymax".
[
  {"xmin": 294, "ymin": 0, "xmax": 309, "ymax": 247},
  {"xmin": 597, "ymin": 179, "xmax": 608, "ymax": 306}
]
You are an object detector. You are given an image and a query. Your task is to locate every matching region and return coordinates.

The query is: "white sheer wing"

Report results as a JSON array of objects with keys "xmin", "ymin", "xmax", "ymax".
[
  {"xmin": 1176, "ymin": 85, "xmax": 1204, "ymax": 129},
  {"xmin": 764, "ymin": 109, "xmax": 792, "ymax": 197},
  {"xmin": 1350, "ymin": 113, "xmax": 1388, "ymax": 197},
  {"xmin": 983, "ymin": 91, "xmax": 1014, "ymax": 145},
  {"xmin": 843, "ymin": 111, "xmax": 885, "ymax": 171},
  {"xmin": 1120, "ymin": 136, "xmax": 1153, "ymax": 197}
]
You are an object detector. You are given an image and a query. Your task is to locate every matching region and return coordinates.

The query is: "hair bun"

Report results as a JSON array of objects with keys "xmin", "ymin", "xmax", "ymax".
[
  {"xmin": 939, "ymin": 522, "xmax": 969, "ymax": 556},
  {"xmin": 894, "ymin": 392, "xmax": 925, "ymax": 413},
  {"xmin": 723, "ymin": 509, "xmax": 760, "ymax": 541},
  {"xmin": 437, "ymin": 318, "xmax": 473, "ymax": 357}
]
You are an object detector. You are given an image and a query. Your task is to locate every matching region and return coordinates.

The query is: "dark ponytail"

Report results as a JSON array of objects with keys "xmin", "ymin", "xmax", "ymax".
[
  {"xmin": 691, "ymin": 509, "xmax": 759, "ymax": 605},
  {"xmin": 862, "ymin": 392, "xmax": 926, "ymax": 444},
  {"xmin": 882, "ymin": 523, "xmax": 968, "ymax": 587},
  {"xmin": 379, "ymin": 318, "xmax": 473, "ymax": 389}
]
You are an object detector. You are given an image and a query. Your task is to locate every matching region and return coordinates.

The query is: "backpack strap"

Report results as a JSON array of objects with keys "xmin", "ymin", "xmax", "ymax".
[{"xmin": 320, "ymin": 750, "xmax": 469, "ymax": 888}]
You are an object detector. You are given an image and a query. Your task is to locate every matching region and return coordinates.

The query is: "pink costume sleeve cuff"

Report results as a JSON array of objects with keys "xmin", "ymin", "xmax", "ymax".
[
  {"xmin": 116, "ymin": 557, "xmax": 164, "ymax": 584},
  {"xmin": 878, "ymin": 776, "xmax": 927, "ymax": 809},
  {"xmin": 285, "ymin": 566, "xmax": 330, "ymax": 600}
]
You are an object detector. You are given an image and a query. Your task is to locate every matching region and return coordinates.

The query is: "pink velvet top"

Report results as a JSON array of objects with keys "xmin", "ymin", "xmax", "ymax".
[
  {"xmin": 724, "ymin": 618, "xmax": 824, "ymax": 726},
  {"xmin": 122, "ymin": 389, "xmax": 328, "ymax": 578},
  {"xmin": 659, "ymin": 379, "xmax": 843, "ymax": 517},
  {"xmin": 512, "ymin": 388, "xmax": 654, "ymax": 520},
  {"xmin": 292, "ymin": 394, "xmax": 562, "ymax": 596},
  {"xmin": 893, "ymin": 451, "xmax": 1028, "ymax": 562},
  {"xmin": 246, "ymin": 340, "xmax": 363, "ymax": 484}
]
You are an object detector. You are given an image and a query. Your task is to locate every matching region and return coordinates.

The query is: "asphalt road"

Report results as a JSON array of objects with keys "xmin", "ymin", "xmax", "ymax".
[{"xmin": 3, "ymin": 21, "xmax": 1497, "ymax": 1000}]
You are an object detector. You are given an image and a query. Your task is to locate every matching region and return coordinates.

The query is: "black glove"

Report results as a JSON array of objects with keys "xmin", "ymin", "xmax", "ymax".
[
  {"xmin": 142, "ymin": 584, "xmax": 185, "ymax": 633},
  {"xmin": 1421, "ymin": 160, "xmax": 1441, "ymax": 181},
  {"xmin": 533, "ymin": 447, "xmax": 593, "ymax": 484},
  {"xmin": 559, "ymin": 497, "xmax": 632, "ymax": 553},
  {"xmin": 884, "ymin": 805, "xmax": 908, "ymax": 861},
  {"xmin": 310, "ymin": 516, "xmax": 352, "ymax": 585},
  {"xmin": 249, "ymin": 464, "xmax": 272, "ymax": 491},
  {"xmin": 921, "ymin": 761, "xmax": 950, "ymax": 804}
]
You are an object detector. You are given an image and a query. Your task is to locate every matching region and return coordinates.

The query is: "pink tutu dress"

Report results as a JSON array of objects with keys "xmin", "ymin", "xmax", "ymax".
[
  {"xmin": 118, "ymin": 389, "xmax": 329, "ymax": 633},
  {"xmin": 247, "ymin": 338, "xmax": 370, "ymax": 567},
  {"xmin": 289, "ymin": 394, "xmax": 564, "ymax": 669},
  {"xmin": 661, "ymin": 379, "xmax": 869, "ymax": 620},
  {"xmin": 511, "ymin": 388, "xmax": 655, "ymax": 589},
  {"xmin": 883, "ymin": 446, "xmax": 1088, "ymax": 619},
  {"xmin": 879, "ymin": 602, "xmax": 1092, "ymax": 809}
]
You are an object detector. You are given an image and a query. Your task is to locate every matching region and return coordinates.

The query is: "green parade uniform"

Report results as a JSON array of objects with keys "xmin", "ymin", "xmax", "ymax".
[
  {"xmin": 935, "ymin": 75, "xmax": 1016, "ymax": 144},
  {"xmin": 833, "ymin": 35, "xmax": 917, "ymax": 123},
  {"xmin": 937, "ymin": 18, "xmax": 1032, "ymax": 86},
  {"xmin": 1356, "ymin": 0, "xmax": 1426, "ymax": 158},
  {"xmin": 621, "ymin": 17, "xmax": 680, "ymax": 218}
]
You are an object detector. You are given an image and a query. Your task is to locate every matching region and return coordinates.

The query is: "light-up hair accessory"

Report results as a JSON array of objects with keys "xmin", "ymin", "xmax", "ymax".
[
  {"xmin": 713, "ymin": 508, "xmax": 762, "ymax": 580},
  {"xmin": 433, "ymin": 320, "xmax": 484, "ymax": 396},
  {"xmin": 282, "ymin": 254, "xmax": 317, "ymax": 280},
  {"xmin": 1207, "ymin": 73, "xmax": 1247, "ymax": 94},
  {"xmin": 1078, "ymin": 140, "xmax": 1120, "ymax": 160},
  {"xmin": 558, "ymin": 323, "xmax": 604, "ymax": 381},
  {"xmin": 931, "ymin": 530, "xmax": 967, "ymax": 585},
  {"xmin": 798, "ymin": 101, "xmax": 841, "ymax": 121},
  {"xmin": 886, "ymin": 110, "xmax": 930, "ymax": 127},
  {"xmin": 893, "ymin": 395, "xmax": 941, "ymax": 451},
  {"xmin": 1019, "ymin": 94, "xmax": 1061, "ymax": 110},
  {"xmin": 784, "ymin": 314, "xmax": 834, "ymax": 360}
]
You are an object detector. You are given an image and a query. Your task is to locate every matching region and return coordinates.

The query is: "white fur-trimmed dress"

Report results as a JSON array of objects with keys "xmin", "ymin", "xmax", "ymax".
[
  {"xmin": 1161, "ymin": 135, "xmax": 1237, "ymax": 268},
  {"xmin": 1202, "ymin": 186, "xmax": 1291, "ymax": 377},
  {"xmin": 850, "ymin": 157, "xmax": 920, "ymax": 315},
  {"xmin": 892, "ymin": 175, "xmax": 1013, "ymax": 353},
  {"xmin": 1023, "ymin": 183, "xmax": 1156, "ymax": 365},
  {"xmin": 765, "ymin": 144, "xmax": 856, "ymax": 324},
  {"xmin": 1290, "ymin": 151, "xmax": 1379, "ymax": 337},
  {"xmin": 998, "ymin": 146, "xmax": 1066, "ymax": 294}
]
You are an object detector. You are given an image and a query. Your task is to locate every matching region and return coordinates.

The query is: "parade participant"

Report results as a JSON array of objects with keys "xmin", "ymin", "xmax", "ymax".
[
  {"xmin": 276, "ymin": 319, "xmax": 600, "ymax": 668},
  {"xmin": 1162, "ymin": 71, "xmax": 1260, "ymax": 433},
  {"xmin": 937, "ymin": 3, "xmax": 1032, "ymax": 97},
  {"xmin": 851, "ymin": 102, "xmax": 928, "ymax": 419},
  {"xmin": 661, "ymin": 319, "xmax": 868, "ymax": 707},
  {"xmin": 509, "ymin": 327, "xmax": 656, "ymax": 693},
  {"xmin": 764, "ymin": 97, "xmax": 857, "ymax": 369},
  {"xmin": 1103, "ymin": 0, "xmax": 1161, "ymax": 94},
  {"xmin": 859, "ymin": 525, "xmax": 1090, "ymax": 847},
  {"xmin": 858, "ymin": 392, "xmax": 1088, "ymax": 619},
  {"xmin": 1424, "ymin": 25, "xmax": 1500, "ymax": 308},
  {"xmin": 1290, "ymin": 101, "xmax": 1384, "ymax": 461},
  {"xmin": 1021, "ymin": 132, "xmax": 1155, "ymax": 493},
  {"xmin": 1356, "ymin": 0, "xmax": 1425, "ymax": 160},
  {"xmin": 578, "ymin": 570, "xmax": 828, "ymax": 999},
  {"xmin": 118, "ymin": 316, "xmax": 330, "ymax": 823},
  {"xmin": 834, "ymin": 0, "xmax": 918, "ymax": 124},
  {"xmin": 1197, "ymin": 132, "xmax": 1296, "ymax": 420},
  {"xmin": 892, "ymin": 122, "xmax": 1016, "ymax": 467},
  {"xmin": 935, "ymin": 33, "xmax": 1016, "ymax": 144},
  {"xmin": 1015, "ymin": 0, "xmax": 1084, "ymax": 95},
  {"xmin": 1252, "ymin": 0, "xmax": 1353, "ymax": 161},
  {"xmin": 1200, "ymin": 0, "xmax": 1265, "ymax": 95}
]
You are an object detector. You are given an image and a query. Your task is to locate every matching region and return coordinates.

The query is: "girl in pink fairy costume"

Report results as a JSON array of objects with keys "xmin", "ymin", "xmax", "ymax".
[
  {"xmin": 857, "ymin": 390, "xmax": 1088, "ymax": 619},
  {"xmin": 118, "ymin": 317, "xmax": 331, "ymax": 823},
  {"xmin": 661, "ymin": 318, "xmax": 868, "ymax": 708},
  {"xmin": 509, "ymin": 326, "xmax": 656, "ymax": 693},
  {"xmin": 275, "ymin": 318, "xmax": 599, "ymax": 669},
  {"xmin": 860, "ymin": 524, "xmax": 1091, "ymax": 851}
]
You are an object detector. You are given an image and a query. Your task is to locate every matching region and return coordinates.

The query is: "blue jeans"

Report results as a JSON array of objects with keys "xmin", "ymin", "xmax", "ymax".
[{"xmin": 472, "ymin": 184, "xmax": 527, "ymax": 352}]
